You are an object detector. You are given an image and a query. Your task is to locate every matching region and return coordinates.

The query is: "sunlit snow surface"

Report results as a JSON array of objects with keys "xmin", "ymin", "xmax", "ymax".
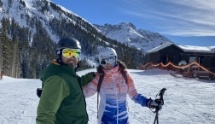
[{"xmin": 0, "ymin": 69, "xmax": 215, "ymax": 124}]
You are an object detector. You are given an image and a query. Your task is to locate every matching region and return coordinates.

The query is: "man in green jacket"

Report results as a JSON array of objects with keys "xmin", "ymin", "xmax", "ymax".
[{"xmin": 36, "ymin": 37, "xmax": 95, "ymax": 124}]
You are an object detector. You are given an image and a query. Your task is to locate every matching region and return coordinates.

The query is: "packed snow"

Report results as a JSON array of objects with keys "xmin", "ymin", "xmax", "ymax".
[{"xmin": 0, "ymin": 69, "xmax": 215, "ymax": 124}]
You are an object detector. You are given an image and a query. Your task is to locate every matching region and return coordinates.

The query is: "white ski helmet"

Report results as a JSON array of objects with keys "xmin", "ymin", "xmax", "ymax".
[{"xmin": 98, "ymin": 47, "xmax": 117, "ymax": 65}]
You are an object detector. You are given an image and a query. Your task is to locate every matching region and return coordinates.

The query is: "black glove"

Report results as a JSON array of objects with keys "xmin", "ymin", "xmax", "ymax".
[
  {"xmin": 36, "ymin": 88, "xmax": 42, "ymax": 98},
  {"xmin": 147, "ymin": 98, "xmax": 163, "ymax": 110}
]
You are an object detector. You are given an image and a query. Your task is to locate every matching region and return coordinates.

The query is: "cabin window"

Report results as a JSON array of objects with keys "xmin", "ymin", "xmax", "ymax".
[{"xmin": 189, "ymin": 56, "xmax": 197, "ymax": 63}]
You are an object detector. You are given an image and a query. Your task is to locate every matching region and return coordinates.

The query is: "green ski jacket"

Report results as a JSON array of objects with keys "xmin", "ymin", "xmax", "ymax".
[{"xmin": 36, "ymin": 61, "xmax": 94, "ymax": 124}]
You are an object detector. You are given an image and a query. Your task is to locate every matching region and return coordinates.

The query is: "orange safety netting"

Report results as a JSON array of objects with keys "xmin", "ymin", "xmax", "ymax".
[{"xmin": 140, "ymin": 61, "xmax": 215, "ymax": 76}]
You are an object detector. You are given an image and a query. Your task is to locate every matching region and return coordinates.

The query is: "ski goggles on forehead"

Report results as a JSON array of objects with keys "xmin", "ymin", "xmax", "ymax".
[
  {"xmin": 100, "ymin": 56, "xmax": 116, "ymax": 65},
  {"xmin": 62, "ymin": 48, "xmax": 81, "ymax": 58}
]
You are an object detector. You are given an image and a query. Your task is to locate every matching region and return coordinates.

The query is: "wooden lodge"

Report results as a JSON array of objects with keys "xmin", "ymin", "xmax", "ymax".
[{"xmin": 146, "ymin": 42, "xmax": 215, "ymax": 79}]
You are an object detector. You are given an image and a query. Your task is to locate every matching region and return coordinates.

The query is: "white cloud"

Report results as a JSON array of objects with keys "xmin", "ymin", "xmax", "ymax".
[{"xmin": 120, "ymin": 0, "xmax": 215, "ymax": 36}]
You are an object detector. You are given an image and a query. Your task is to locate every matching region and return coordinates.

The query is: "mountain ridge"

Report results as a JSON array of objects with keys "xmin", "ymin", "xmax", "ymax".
[
  {"xmin": 0, "ymin": 0, "xmax": 171, "ymax": 78},
  {"xmin": 94, "ymin": 22, "xmax": 172, "ymax": 52}
]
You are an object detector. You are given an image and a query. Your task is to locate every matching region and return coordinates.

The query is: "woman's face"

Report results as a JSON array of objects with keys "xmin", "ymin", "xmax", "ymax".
[
  {"xmin": 102, "ymin": 63, "xmax": 114, "ymax": 70},
  {"xmin": 100, "ymin": 56, "xmax": 116, "ymax": 70}
]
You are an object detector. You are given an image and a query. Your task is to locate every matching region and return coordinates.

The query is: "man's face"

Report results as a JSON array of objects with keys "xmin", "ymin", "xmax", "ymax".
[
  {"xmin": 61, "ymin": 48, "xmax": 81, "ymax": 68},
  {"xmin": 62, "ymin": 56, "xmax": 79, "ymax": 68}
]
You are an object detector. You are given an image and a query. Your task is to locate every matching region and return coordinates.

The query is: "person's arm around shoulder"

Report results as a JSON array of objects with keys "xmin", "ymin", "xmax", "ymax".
[
  {"xmin": 82, "ymin": 73, "xmax": 100, "ymax": 97},
  {"xmin": 79, "ymin": 72, "xmax": 96, "ymax": 86},
  {"xmin": 36, "ymin": 75, "xmax": 69, "ymax": 124}
]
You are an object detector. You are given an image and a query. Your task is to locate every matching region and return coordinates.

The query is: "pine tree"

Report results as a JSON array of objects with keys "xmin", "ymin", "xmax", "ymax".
[
  {"xmin": 0, "ymin": 32, "xmax": 2, "ymax": 74},
  {"xmin": 0, "ymin": 18, "xmax": 11, "ymax": 76},
  {"xmin": 11, "ymin": 37, "xmax": 20, "ymax": 78},
  {"xmin": 0, "ymin": 0, "xmax": 3, "ymax": 7}
]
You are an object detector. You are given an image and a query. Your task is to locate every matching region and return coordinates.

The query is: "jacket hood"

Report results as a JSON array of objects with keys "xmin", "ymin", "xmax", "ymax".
[{"xmin": 39, "ymin": 60, "xmax": 76, "ymax": 82}]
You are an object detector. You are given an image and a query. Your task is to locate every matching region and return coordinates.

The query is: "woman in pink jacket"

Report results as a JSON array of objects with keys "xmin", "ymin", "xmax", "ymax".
[{"xmin": 83, "ymin": 47, "xmax": 159, "ymax": 124}]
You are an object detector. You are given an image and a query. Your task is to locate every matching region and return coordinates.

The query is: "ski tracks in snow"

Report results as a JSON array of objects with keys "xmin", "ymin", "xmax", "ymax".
[
  {"xmin": 0, "ymin": 78, "xmax": 40, "ymax": 124},
  {"xmin": 128, "ymin": 69, "xmax": 215, "ymax": 124},
  {"xmin": 0, "ymin": 69, "xmax": 215, "ymax": 124}
]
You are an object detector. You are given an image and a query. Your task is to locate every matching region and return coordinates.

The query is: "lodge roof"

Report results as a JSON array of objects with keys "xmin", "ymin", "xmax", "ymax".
[{"xmin": 147, "ymin": 42, "xmax": 215, "ymax": 54}]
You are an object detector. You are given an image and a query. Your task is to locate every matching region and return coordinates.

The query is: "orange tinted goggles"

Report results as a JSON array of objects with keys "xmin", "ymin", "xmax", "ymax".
[{"xmin": 62, "ymin": 49, "xmax": 81, "ymax": 58}]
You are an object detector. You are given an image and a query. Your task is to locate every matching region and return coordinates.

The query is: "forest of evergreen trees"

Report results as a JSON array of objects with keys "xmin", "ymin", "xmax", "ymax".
[{"xmin": 0, "ymin": 0, "xmax": 146, "ymax": 78}]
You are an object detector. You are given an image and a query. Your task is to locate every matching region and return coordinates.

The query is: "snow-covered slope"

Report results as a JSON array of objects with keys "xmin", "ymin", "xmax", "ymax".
[
  {"xmin": 1, "ymin": 0, "xmax": 55, "ymax": 42},
  {"xmin": 0, "ymin": 0, "xmax": 172, "ymax": 53},
  {"xmin": 0, "ymin": 0, "xmax": 95, "ymax": 42},
  {"xmin": 0, "ymin": 69, "xmax": 215, "ymax": 124}
]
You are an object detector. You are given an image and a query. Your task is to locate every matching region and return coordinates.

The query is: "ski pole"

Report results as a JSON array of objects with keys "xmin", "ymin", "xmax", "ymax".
[
  {"xmin": 153, "ymin": 110, "xmax": 159, "ymax": 124},
  {"xmin": 152, "ymin": 88, "xmax": 167, "ymax": 124}
]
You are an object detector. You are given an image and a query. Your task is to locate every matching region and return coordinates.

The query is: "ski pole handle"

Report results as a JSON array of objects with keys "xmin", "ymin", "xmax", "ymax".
[
  {"xmin": 155, "ymin": 88, "xmax": 167, "ymax": 112},
  {"xmin": 37, "ymin": 88, "xmax": 42, "ymax": 97}
]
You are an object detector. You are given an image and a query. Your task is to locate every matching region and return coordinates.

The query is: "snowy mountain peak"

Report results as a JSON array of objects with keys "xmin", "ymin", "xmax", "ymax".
[
  {"xmin": 118, "ymin": 22, "xmax": 137, "ymax": 30},
  {"xmin": 0, "ymin": 0, "xmax": 91, "ymax": 42},
  {"xmin": 95, "ymin": 22, "xmax": 172, "ymax": 52},
  {"xmin": 0, "ymin": 0, "xmax": 172, "ymax": 53}
]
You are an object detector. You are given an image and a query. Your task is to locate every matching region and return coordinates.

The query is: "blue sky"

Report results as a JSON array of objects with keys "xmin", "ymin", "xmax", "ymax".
[{"xmin": 51, "ymin": 0, "xmax": 215, "ymax": 46}]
